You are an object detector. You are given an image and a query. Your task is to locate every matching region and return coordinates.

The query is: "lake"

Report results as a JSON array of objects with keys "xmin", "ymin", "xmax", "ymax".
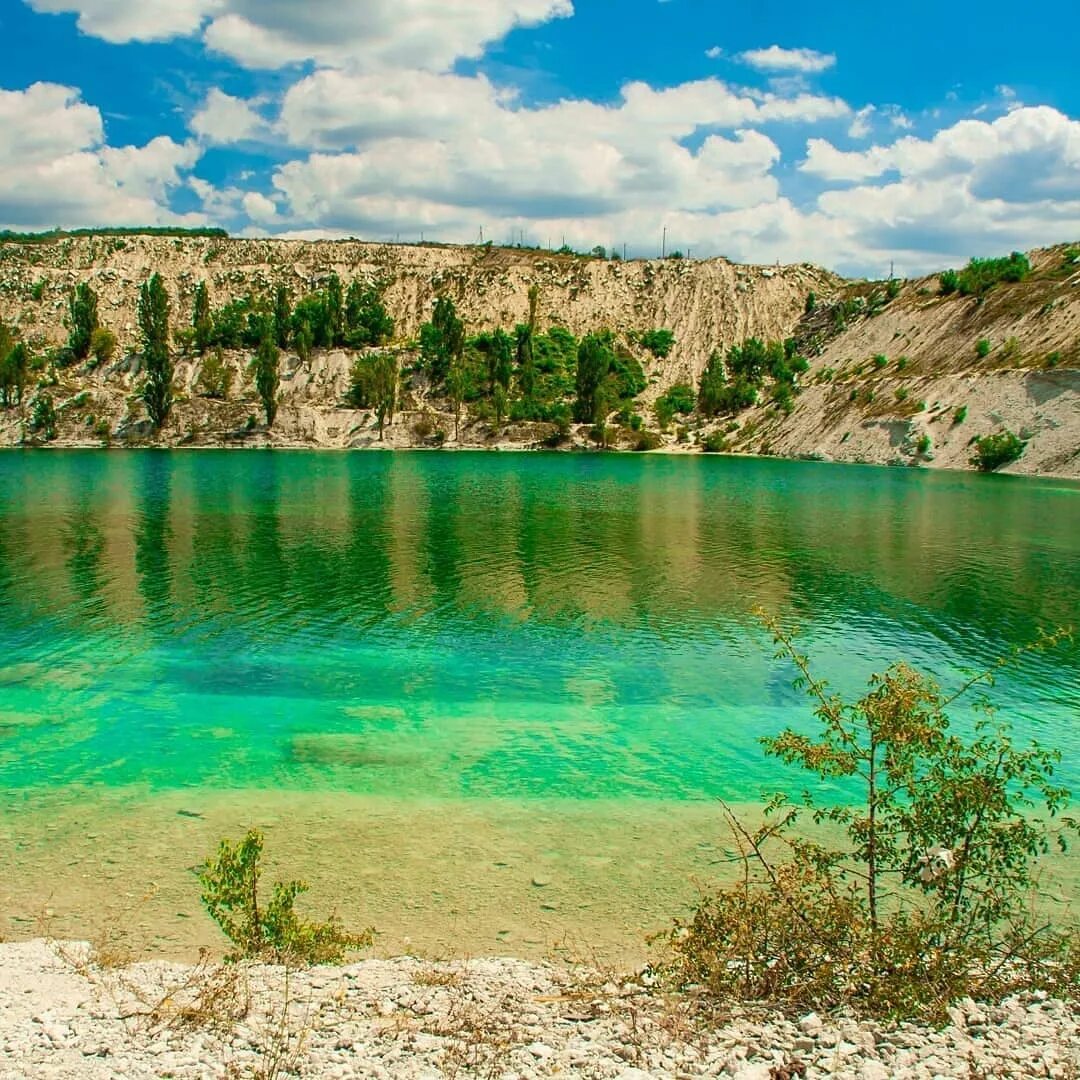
[{"xmin": 1, "ymin": 451, "xmax": 1077, "ymax": 961}]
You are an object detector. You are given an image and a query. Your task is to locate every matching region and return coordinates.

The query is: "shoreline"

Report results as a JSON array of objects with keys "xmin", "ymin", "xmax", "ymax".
[
  {"xmin": 2, "ymin": 442, "xmax": 1079, "ymax": 485},
  {"xmin": 2, "ymin": 938, "xmax": 1077, "ymax": 1079}
]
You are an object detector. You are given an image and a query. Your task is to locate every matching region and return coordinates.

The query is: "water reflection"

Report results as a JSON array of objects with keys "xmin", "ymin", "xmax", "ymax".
[{"xmin": 0, "ymin": 451, "xmax": 1077, "ymax": 796}]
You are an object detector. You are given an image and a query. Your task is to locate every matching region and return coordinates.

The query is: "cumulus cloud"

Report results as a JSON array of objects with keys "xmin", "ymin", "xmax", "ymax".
[
  {"xmin": 191, "ymin": 88, "xmax": 268, "ymax": 144},
  {"xmin": 0, "ymin": 82, "xmax": 203, "ymax": 230},
  {"xmin": 739, "ymin": 46, "xmax": 836, "ymax": 74},
  {"xmin": 26, "ymin": 0, "xmax": 214, "ymax": 43},
  {"xmin": 263, "ymin": 70, "xmax": 850, "ymax": 242},
  {"xmin": 28, "ymin": 0, "xmax": 574, "ymax": 71}
]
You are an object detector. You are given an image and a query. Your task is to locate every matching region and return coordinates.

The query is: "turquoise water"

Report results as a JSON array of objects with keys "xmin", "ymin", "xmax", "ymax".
[{"xmin": 2, "ymin": 451, "xmax": 1078, "ymax": 802}]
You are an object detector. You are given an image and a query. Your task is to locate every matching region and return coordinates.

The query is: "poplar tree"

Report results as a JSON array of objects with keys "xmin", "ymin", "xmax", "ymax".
[
  {"xmin": 253, "ymin": 333, "xmax": 280, "ymax": 427},
  {"xmin": 67, "ymin": 283, "xmax": 99, "ymax": 361},
  {"xmin": 138, "ymin": 273, "xmax": 173, "ymax": 429},
  {"xmin": 192, "ymin": 281, "xmax": 212, "ymax": 354}
]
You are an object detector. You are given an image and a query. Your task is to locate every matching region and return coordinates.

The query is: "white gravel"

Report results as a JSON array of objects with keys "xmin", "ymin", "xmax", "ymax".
[{"xmin": 1, "ymin": 940, "xmax": 1077, "ymax": 1079}]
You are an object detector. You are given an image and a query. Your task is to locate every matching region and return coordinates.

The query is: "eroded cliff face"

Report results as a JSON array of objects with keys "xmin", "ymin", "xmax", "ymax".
[{"xmin": 0, "ymin": 234, "xmax": 1077, "ymax": 477}]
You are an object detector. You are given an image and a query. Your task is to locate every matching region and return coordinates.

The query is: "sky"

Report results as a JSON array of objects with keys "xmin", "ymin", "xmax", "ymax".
[{"xmin": 2, "ymin": 0, "xmax": 1079, "ymax": 276}]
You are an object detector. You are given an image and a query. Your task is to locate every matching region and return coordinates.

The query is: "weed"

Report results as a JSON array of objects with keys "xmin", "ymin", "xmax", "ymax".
[{"xmin": 199, "ymin": 829, "xmax": 374, "ymax": 965}]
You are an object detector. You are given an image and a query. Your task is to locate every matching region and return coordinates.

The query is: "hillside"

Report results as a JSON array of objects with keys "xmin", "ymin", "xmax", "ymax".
[{"xmin": 0, "ymin": 233, "xmax": 1077, "ymax": 477}]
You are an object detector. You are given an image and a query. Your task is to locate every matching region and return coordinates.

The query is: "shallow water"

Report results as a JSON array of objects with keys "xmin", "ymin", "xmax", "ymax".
[{"xmin": 1, "ymin": 452, "xmax": 1078, "ymax": 960}]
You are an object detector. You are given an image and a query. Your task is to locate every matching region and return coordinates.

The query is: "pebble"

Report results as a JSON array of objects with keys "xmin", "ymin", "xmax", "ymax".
[{"xmin": 0, "ymin": 939, "xmax": 1076, "ymax": 1080}]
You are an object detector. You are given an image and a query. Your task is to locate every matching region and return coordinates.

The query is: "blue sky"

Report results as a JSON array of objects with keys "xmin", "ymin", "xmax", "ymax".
[{"xmin": 2, "ymin": 0, "xmax": 1079, "ymax": 275}]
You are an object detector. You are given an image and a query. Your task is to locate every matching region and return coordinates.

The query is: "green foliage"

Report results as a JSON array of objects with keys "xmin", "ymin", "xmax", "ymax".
[
  {"xmin": 192, "ymin": 281, "xmax": 212, "ymax": 354},
  {"xmin": 197, "ymin": 348, "xmax": 233, "ymax": 401},
  {"xmin": 896, "ymin": 356, "xmax": 908, "ymax": 371},
  {"xmin": 346, "ymin": 352, "xmax": 399, "ymax": 438},
  {"xmin": 942, "ymin": 252, "xmax": 1032, "ymax": 297},
  {"xmin": 976, "ymin": 338, "xmax": 992, "ymax": 359},
  {"xmin": 953, "ymin": 405, "xmax": 968, "ymax": 425},
  {"xmin": 0, "ymin": 339, "xmax": 30, "ymax": 408},
  {"xmin": 1064, "ymin": 247, "xmax": 1080, "ymax": 267},
  {"xmin": 29, "ymin": 393, "xmax": 58, "ymax": 440},
  {"xmin": 639, "ymin": 329, "xmax": 675, "ymax": 358},
  {"xmin": 198, "ymin": 829, "xmax": 373, "ymax": 965},
  {"xmin": 574, "ymin": 332, "xmax": 614, "ymax": 423},
  {"xmin": 273, "ymin": 285, "xmax": 292, "ymax": 350},
  {"xmin": 89, "ymin": 327, "xmax": 117, "ymax": 368},
  {"xmin": 420, "ymin": 296, "xmax": 464, "ymax": 386},
  {"xmin": 0, "ymin": 226, "xmax": 228, "ymax": 244},
  {"xmin": 873, "ymin": 354, "xmax": 888, "ymax": 369},
  {"xmin": 886, "ymin": 278, "xmax": 902, "ymax": 300},
  {"xmin": 138, "ymin": 273, "xmax": 173, "ymax": 429},
  {"xmin": 656, "ymin": 382, "xmax": 695, "ymax": 425},
  {"xmin": 66, "ymin": 283, "xmax": 99, "ymax": 361},
  {"xmin": 916, "ymin": 434, "xmax": 931, "ymax": 455},
  {"xmin": 804, "ymin": 291, "xmax": 817, "ymax": 314},
  {"xmin": 701, "ymin": 431, "xmax": 730, "ymax": 453},
  {"xmin": 344, "ymin": 280, "xmax": 394, "ymax": 348},
  {"xmin": 632, "ymin": 430, "xmax": 662, "ymax": 451},
  {"xmin": 971, "ymin": 430, "xmax": 1026, "ymax": 472},
  {"xmin": 659, "ymin": 620, "xmax": 1078, "ymax": 1020},
  {"xmin": 252, "ymin": 334, "xmax": 281, "ymax": 427},
  {"xmin": 1045, "ymin": 351, "xmax": 1061, "ymax": 369}
]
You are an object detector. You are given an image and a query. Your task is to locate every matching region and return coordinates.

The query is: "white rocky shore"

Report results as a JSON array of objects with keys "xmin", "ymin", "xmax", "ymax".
[{"xmin": 0, "ymin": 940, "xmax": 1076, "ymax": 1079}]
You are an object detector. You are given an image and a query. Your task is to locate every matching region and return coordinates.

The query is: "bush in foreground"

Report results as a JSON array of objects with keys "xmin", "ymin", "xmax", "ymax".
[
  {"xmin": 656, "ymin": 618, "xmax": 1078, "ymax": 1021},
  {"xmin": 199, "ymin": 829, "xmax": 373, "ymax": 965}
]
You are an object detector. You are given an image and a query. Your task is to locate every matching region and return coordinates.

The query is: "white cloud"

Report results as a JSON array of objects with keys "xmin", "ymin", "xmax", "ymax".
[
  {"xmin": 26, "ymin": 0, "xmax": 215, "ymax": 43},
  {"xmin": 739, "ymin": 46, "xmax": 836, "ymax": 74},
  {"xmin": 29, "ymin": 0, "xmax": 574, "ymax": 71},
  {"xmin": 705, "ymin": 46, "xmax": 722, "ymax": 59},
  {"xmin": 191, "ymin": 88, "xmax": 267, "ymax": 144},
  {"xmin": 848, "ymin": 105, "xmax": 876, "ymax": 139},
  {"xmin": 264, "ymin": 71, "xmax": 848, "ymax": 240},
  {"xmin": 0, "ymin": 82, "xmax": 203, "ymax": 230},
  {"xmin": 242, "ymin": 191, "xmax": 278, "ymax": 222}
]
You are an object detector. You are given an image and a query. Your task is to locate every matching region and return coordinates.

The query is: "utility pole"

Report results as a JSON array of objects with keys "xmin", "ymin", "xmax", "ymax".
[
  {"xmin": 890, "ymin": 260, "xmax": 895, "ymax": 279},
  {"xmin": 662, "ymin": 226, "xmax": 667, "ymax": 260},
  {"xmin": 479, "ymin": 225, "xmax": 484, "ymax": 245},
  {"xmin": 623, "ymin": 242, "xmax": 627, "ymax": 261}
]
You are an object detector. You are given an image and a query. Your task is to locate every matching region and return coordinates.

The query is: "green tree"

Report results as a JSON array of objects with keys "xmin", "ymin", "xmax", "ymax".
[
  {"xmin": 344, "ymin": 280, "xmax": 394, "ymax": 347},
  {"xmin": 421, "ymin": 296, "xmax": 464, "ymax": 386},
  {"xmin": 574, "ymin": 333, "xmax": 613, "ymax": 423},
  {"xmin": 326, "ymin": 273, "xmax": 345, "ymax": 346},
  {"xmin": 273, "ymin": 284, "xmax": 292, "ymax": 349},
  {"xmin": 90, "ymin": 328, "xmax": 117, "ymax": 367},
  {"xmin": 67, "ymin": 283, "xmax": 99, "ymax": 361},
  {"xmin": 971, "ymin": 430, "xmax": 1026, "ymax": 472},
  {"xmin": 138, "ymin": 273, "xmax": 173, "ymax": 429},
  {"xmin": 192, "ymin": 281, "xmax": 212, "ymax": 354},
  {"xmin": 347, "ymin": 352, "xmax": 399, "ymax": 439},
  {"xmin": 0, "ymin": 341, "xmax": 29, "ymax": 408},
  {"xmin": 252, "ymin": 333, "xmax": 280, "ymax": 426},
  {"xmin": 29, "ymin": 392, "xmax": 57, "ymax": 440}
]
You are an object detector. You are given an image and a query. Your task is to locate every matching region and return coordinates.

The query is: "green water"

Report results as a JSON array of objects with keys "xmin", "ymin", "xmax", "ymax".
[
  {"xmin": 2, "ymin": 451, "xmax": 1079, "ymax": 802},
  {"xmin": 3, "ymin": 451, "xmax": 1079, "ymax": 959}
]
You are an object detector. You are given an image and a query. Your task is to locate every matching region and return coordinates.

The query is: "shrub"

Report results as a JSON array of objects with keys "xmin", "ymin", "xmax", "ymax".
[
  {"xmin": 873, "ymin": 354, "xmax": 888, "ymax": 369},
  {"xmin": 29, "ymin": 393, "xmax": 58, "ymax": 440},
  {"xmin": 916, "ymin": 434, "xmax": 931, "ymax": 455},
  {"xmin": 896, "ymin": 356, "xmax": 908, "ymax": 371},
  {"xmin": 886, "ymin": 278, "xmax": 902, "ymax": 300},
  {"xmin": 89, "ymin": 328, "xmax": 117, "ymax": 368},
  {"xmin": 640, "ymin": 329, "xmax": 675, "ymax": 358},
  {"xmin": 632, "ymin": 430, "xmax": 662, "ymax": 452},
  {"xmin": 976, "ymin": 338, "xmax": 992, "ymax": 359},
  {"xmin": 895, "ymin": 387, "xmax": 909, "ymax": 402},
  {"xmin": 953, "ymin": 405, "xmax": 968, "ymax": 425},
  {"xmin": 197, "ymin": 348, "xmax": 233, "ymax": 400},
  {"xmin": 1045, "ymin": 351, "xmax": 1061, "ymax": 369},
  {"xmin": 955, "ymin": 252, "xmax": 1031, "ymax": 295},
  {"xmin": 939, "ymin": 269, "xmax": 959, "ymax": 295},
  {"xmin": 657, "ymin": 619, "xmax": 1078, "ymax": 1020},
  {"xmin": 66, "ymin": 283, "xmax": 99, "ymax": 361},
  {"xmin": 1064, "ymin": 247, "xmax": 1080, "ymax": 267},
  {"xmin": 701, "ymin": 431, "xmax": 729, "ymax": 453},
  {"xmin": 971, "ymin": 430, "xmax": 1026, "ymax": 472},
  {"xmin": 805, "ymin": 291, "xmax": 817, "ymax": 314},
  {"xmin": 199, "ymin": 829, "xmax": 373, "ymax": 965}
]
